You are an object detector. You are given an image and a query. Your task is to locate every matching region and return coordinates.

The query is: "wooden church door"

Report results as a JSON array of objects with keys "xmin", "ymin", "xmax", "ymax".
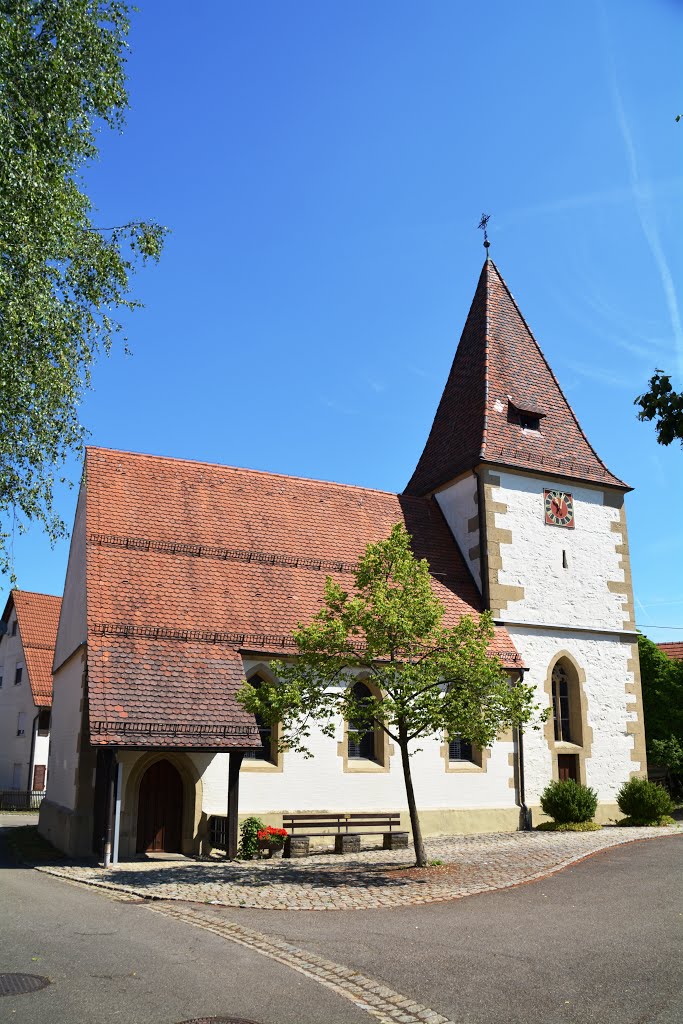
[{"xmin": 136, "ymin": 759, "xmax": 183, "ymax": 853}]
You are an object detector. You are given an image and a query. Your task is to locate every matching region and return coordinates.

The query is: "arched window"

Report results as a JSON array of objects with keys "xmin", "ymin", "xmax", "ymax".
[
  {"xmin": 347, "ymin": 681, "xmax": 376, "ymax": 761},
  {"xmin": 551, "ymin": 662, "xmax": 572, "ymax": 742},
  {"xmin": 243, "ymin": 674, "xmax": 274, "ymax": 762}
]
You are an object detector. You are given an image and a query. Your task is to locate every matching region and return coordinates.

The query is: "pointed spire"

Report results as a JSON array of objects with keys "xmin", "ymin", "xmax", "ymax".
[{"xmin": 405, "ymin": 260, "xmax": 628, "ymax": 496}]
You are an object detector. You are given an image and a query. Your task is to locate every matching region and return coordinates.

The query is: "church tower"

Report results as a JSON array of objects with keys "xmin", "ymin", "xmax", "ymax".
[{"xmin": 405, "ymin": 257, "xmax": 646, "ymax": 816}]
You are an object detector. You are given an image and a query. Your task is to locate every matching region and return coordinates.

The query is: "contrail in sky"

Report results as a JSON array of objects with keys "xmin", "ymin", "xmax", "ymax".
[{"xmin": 599, "ymin": 3, "xmax": 683, "ymax": 377}]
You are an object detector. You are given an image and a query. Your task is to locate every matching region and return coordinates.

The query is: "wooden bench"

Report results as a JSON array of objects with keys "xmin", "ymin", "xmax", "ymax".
[{"xmin": 282, "ymin": 812, "xmax": 409, "ymax": 857}]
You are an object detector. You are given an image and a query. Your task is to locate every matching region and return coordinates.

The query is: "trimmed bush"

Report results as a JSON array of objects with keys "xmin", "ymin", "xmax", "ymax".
[
  {"xmin": 540, "ymin": 779, "xmax": 598, "ymax": 824},
  {"xmin": 616, "ymin": 778, "xmax": 674, "ymax": 825},
  {"xmin": 536, "ymin": 820, "xmax": 602, "ymax": 832}
]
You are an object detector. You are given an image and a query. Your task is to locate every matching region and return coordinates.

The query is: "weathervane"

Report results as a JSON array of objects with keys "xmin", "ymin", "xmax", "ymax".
[{"xmin": 477, "ymin": 213, "xmax": 491, "ymax": 254}]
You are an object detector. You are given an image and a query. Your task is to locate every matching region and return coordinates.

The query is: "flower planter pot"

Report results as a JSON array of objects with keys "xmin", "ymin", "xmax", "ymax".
[{"xmin": 258, "ymin": 839, "xmax": 284, "ymax": 858}]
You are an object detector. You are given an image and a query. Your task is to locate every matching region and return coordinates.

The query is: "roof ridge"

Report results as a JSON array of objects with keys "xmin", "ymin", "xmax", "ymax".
[
  {"xmin": 487, "ymin": 260, "xmax": 627, "ymax": 489},
  {"xmin": 480, "ymin": 258, "xmax": 491, "ymax": 462},
  {"xmin": 86, "ymin": 446, "xmax": 406, "ymax": 500}
]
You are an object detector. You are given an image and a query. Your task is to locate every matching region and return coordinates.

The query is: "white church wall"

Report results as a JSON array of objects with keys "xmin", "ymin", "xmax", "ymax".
[
  {"xmin": 53, "ymin": 482, "xmax": 87, "ymax": 671},
  {"xmin": 490, "ymin": 472, "xmax": 627, "ymax": 631},
  {"xmin": 509, "ymin": 626, "xmax": 638, "ymax": 809},
  {"xmin": 435, "ymin": 473, "xmax": 481, "ymax": 590},
  {"xmin": 42, "ymin": 650, "xmax": 85, "ymax": 812},
  {"xmin": 199, "ymin": 653, "xmax": 518, "ymax": 833}
]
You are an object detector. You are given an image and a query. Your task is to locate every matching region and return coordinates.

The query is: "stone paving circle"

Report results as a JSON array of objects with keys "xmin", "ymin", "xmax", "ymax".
[{"xmin": 38, "ymin": 825, "xmax": 683, "ymax": 911}]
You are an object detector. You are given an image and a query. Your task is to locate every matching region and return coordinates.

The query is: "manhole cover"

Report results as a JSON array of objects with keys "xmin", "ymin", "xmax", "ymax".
[
  {"xmin": 178, "ymin": 1018, "xmax": 263, "ymax": 1024},
  {"xmin": 0, "ymin": 974, "xmax": 51, "ymax": 997}
]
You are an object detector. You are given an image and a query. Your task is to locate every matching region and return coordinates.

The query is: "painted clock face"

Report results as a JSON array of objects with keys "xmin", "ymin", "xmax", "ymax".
[{"xmin": 544, "ymin": 489, "xmax": 575, "ymax": 528}]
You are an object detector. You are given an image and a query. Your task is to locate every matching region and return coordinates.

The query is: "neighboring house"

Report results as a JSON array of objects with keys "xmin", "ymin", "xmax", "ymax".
[
  {"xmin": 656, "ymin": 642, "xmax": 683, "ymax": 661},
  {"xmin": 0, "ymin": 590, "xmax": 61, "ymax": 800},
  {"xmin": 40, "ymin": 256, "xmax": 646, "ymax": 859}
]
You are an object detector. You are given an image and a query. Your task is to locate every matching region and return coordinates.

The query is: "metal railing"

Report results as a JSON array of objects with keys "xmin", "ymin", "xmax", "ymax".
[{"xmin": 0, "ymin": 789, "xmax": 46, "ymax": 811}]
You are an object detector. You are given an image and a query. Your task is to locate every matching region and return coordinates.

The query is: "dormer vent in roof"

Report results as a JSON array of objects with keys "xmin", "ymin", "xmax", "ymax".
[{"xmin": 507, "ymin": 398, "xmax": 546, "ymax": 432}]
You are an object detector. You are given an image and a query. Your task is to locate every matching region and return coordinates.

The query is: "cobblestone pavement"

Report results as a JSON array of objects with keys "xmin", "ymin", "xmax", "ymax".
[
  {"xmin": 38, "ymin": 825, "xmax": 682, "ymax": 911},
  {"xmin": 146, "ymin": 901, "xmax": 459, "ymax": 1023}
]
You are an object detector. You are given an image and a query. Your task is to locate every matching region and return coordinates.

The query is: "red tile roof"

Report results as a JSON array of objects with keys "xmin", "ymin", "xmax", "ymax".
[
  {"xmin": 4, "ymin": 591, "xmax": 62, "ymax": 706},
  {"xmin": 83, "ymin": 447, "xmax": 522, "ymax": 746},
  {"xmin": 405, "ymin": 259, "xmax": 628, "ymax": 495},
  {"xmin": 656, "ymin": 641, "xmax": 683, "ymax": 661}
]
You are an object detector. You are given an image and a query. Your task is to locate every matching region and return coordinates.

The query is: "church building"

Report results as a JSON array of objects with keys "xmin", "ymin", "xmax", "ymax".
[{"xmin": 39, "ymin": 257, "xmax": 646, "ymax": 858}]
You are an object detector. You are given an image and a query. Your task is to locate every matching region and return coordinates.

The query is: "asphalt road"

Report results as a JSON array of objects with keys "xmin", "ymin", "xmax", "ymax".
[
  {"xmin": 0, "ymin": 824, "xmax": 368, "ymax": 1024},
  {"xmin": 185, "ymin": 835, "xmax": 683, "ymax": 1024},
  {"xmin": 2, "ymin": 819, "xmax": 681, "ymax": 1024}
]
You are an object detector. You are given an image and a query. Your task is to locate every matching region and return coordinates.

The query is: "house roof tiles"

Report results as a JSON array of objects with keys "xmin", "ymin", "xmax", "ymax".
[
  {"xmin": 405, "ymin": 259, "xmax": 628, "ymax": 495},
  {"xmin": 656, "ymin": 641, "xmax": 683, "ymax": 661},
  {"xmin": 3, "ymin": 591, "xmax": 61, "ymax": 706}
]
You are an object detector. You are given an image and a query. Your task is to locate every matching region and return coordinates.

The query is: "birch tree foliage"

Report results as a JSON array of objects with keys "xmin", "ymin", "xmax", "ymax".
[
  {"xmin": 0, "ymin": 1, "xmax": 166, "ymax": 574},
  {"xmin": 238, "ymin": 522, "xmax": 544, "ymax": 866}
]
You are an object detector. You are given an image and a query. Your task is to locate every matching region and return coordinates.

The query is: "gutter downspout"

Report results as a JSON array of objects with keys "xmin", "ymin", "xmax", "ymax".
[{"xmin": 516, "ymin": 669, "xmax": 532, "ymax": 831}]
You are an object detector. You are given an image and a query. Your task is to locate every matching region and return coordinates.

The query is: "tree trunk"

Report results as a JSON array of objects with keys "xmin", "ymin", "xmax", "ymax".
[{"xmin": 398, "ymin": 727, "xmax": 427, "ymax": 867}]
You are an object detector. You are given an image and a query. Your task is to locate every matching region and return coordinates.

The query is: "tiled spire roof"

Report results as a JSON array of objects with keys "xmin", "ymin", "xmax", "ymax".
[{"xmin": 405, "ymin": 259, "xmax": 628, "ymax": 495}]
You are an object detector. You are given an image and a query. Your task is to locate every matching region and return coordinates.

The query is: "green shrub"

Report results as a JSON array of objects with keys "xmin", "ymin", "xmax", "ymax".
[
  {"xmin": 238, "ymin": 815, "xmax": 264, "ymax": 859},
  {"xmin": 616, "ymin": 778, "xmax": 674, "ymax": 824},
  {"xmin": 540, "ymin": 779, "xmax": 598, "ymax": 824},
  {"xmin": 536, "ymin": 820, "xmax": 602, "ymax": 832}
]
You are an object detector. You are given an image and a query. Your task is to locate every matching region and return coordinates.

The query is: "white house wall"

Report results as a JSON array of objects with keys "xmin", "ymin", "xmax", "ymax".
[{"xmin": 0, "ymin": 621, "xmax": 38, "ymax": 790}]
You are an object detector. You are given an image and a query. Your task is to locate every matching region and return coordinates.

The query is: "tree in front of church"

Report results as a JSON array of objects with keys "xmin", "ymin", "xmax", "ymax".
[
  {"xmin": 638, "ymin": 634, "xmax": 683, "ymax": 795},
  {"xmin": 635, "ymin": 371, "xmax": 683, "ymax": 447},
  {"xmin": 0, "ymin": 1, "xmax": 166, "ymax": 576},
  {"xmin": 238, "ymin": 523, "xmax": 542, "ymax": 868}
]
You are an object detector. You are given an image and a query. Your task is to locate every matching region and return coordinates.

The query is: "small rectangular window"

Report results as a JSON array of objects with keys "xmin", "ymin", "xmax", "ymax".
[
  {"xmin": 519, "ymin": 413, "xmax": 541, "ymax": 431},
  {"xmin": 14, "ymin": 665, "xmax": 23, "ymax": 685},
  {"xmin": 448, "ymin": 736, "xmax": 474, "ymax": 761},
  {"xmin": 17, "ymin": 711, "xmax": 26, "ymax": 736},
  {"xmin": 11, "ymin": 620, "xmax": 17, "ymax": 636},
  {"xmin": 0, "ymin": 675, "xmax": 3, "ymax": 688}
]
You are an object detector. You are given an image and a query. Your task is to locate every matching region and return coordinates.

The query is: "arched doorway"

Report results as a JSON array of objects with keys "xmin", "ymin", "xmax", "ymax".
[{"xmin": 136, "ymin": 759, "xmax": 183, "ymax": 853}]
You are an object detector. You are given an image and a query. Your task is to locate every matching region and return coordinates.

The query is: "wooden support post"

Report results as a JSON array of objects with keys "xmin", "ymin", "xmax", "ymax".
[
  {"xmin": 102, "ymin": 750, "xmax": 118, "ymax": 867},
  {"xmin": 226, "ymin": 751, "xmax": 244, "ymax": 859}
]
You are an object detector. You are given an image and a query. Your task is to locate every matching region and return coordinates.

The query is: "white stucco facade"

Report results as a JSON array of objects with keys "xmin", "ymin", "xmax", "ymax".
[
  {"xmin": 487, "ymin": 470, "xmax": 632, "ymax": 632},
  {"xmin": 0, "ymin": 610, "xmax": 50, "ymax": 794},
  {"xmin": 435, "ymin": 473, "xmax": 481, "ymax": 590}
]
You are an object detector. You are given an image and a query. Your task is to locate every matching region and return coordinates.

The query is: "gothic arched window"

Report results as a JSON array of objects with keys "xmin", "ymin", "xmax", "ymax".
[
  {"xmin": 243, "ymin": 674, "xmax": 274, "ymax": 763},
  {"xmin": 551, "ymin": 662, "xmax": 572, "ymax": 742},
  {"xmin": 347, "ymin": 681, "xmax": 376, "ymax": 761}
]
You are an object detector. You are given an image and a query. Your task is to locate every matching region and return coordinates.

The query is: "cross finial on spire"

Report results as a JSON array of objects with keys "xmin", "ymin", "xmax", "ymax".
[{"xmin": 477, "ymin": 213, "xmax": 491, "ymax": 256}]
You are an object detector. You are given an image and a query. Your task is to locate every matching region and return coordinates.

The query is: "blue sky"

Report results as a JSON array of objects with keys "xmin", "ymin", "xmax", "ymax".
[{"xmin": 4, "ymin": 0, "xmax": 683, "ymax": 642}]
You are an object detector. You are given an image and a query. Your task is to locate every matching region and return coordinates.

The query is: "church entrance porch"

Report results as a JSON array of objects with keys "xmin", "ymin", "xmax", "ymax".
[{"xmin": 136, "ymin": 758, "xmax": 183, "ymax": 853}]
